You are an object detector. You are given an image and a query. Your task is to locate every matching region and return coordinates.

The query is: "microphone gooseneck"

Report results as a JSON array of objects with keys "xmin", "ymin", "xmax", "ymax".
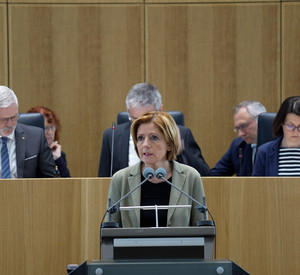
[
  {"xmin": 101, "ymin": 167, "xmax": 155, "ymax": 229},
  {"xmin": 154, "ymin": 167, "xmax": 214, "ymax": 226},
  {"xmin": 99, "ymin": 167, "xmax": 155, "ymax": 257}
]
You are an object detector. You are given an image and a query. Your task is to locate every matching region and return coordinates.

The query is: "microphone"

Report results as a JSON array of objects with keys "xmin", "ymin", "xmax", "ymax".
[
  {"xmin": 155, "ymin": 168, "xmax": 214, "ymax": 227},
  {"xmin": 101, "ymin": 167, "xmax": 155, "ymax": 228},
  {"xmin": 110, "ymin": 122, "xmax": 116, "ymax": 177}
]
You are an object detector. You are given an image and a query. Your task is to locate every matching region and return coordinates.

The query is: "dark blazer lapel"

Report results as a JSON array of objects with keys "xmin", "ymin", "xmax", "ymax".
[
  {"xmin": 14, "ymin": 125, "xmax": 25, "ymax": 178},
  {"xmin": 268, "ymin": 137, "xmax": 281, "ymax": 176},
  {"xmin": 167, "ymin": 161, "xmax": 186, "ymax": 223},
  {"xmin": 127, "ymin": 163, "xmax": 142, "ymax": 226}
]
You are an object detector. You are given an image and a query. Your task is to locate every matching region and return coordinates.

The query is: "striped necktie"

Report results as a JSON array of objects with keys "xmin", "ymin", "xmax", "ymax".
[{"xmin": 1, "ymin": 137, "xmax": 11, "ymax": 178}]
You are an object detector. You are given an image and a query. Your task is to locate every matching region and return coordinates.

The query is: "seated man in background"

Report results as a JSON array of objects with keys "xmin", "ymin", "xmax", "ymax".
[
  {"xmin": 211, "ymin": 100, "xmax": 266, "ymax": 176},
  {"xmin": 98, "ymin": 82, "xmax": 211, "ymax": 177},
  {"xmin": 0, "ymin": 86, "xmax": 55, "ymax": 178}
]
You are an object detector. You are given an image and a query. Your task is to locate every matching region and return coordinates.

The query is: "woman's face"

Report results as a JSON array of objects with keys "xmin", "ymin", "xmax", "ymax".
[
  {"xmin": 282, "ymin": 113, "xmax": 300, "ymax": 147},
  {"xmin": 136, "ymin": 122, "xmax": 171, "ymax": 167},
  {"xmin": 44, "ymin": 120, "xmax": 56, "ymax": 146}
]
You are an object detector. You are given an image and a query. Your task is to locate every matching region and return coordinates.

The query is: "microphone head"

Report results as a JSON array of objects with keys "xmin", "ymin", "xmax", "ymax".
[
  {"xmin": 155, "ymin": 168, "xmax": 166, "ymax": 179},
  {"xmin": 143, "ymin": 167, "xmax": 154, "ymax": 179}
]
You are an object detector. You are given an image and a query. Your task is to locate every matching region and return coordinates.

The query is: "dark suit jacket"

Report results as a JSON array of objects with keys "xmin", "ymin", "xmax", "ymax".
[
  {"xmin": 211, "ymin": 137, "xmax": 253, "ymax": 176},
  {"xmin": 15, "ymin": 123, "xmax": 55, "ymax": 178},
  {"xmin": 98, "ymin": 122, "xmax": 211, "ymax": 177},
  {"xmin": 253, "ymin": 137, "xmax": 282, "ymax": 176},
  {"xmin": 105, "ymin": 160, "xmax": 205, "ymax": 227}
]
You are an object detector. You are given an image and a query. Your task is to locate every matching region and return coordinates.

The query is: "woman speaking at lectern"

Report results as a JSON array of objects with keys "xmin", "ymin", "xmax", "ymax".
[{"xmin": 105, "ymin": 111, "xmax": 207, "ymax": 228}]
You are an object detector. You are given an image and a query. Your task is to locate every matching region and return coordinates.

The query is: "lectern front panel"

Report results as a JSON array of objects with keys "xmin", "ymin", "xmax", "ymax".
[
  {"xmin": 101, "ymin": 226, "xmax": 215, "ymax": 260},
  {"xmin": 114, "ymin": 237, "xmax": 205, "ymax": 259}
]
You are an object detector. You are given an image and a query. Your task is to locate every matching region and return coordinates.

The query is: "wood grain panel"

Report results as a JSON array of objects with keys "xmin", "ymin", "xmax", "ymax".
[
  {"xmin": 9, "ymin": 4, "xmax": 144, "ymax": 177},
  {"xmin": 0, "ymin": 178, "xmax": 110, "ymax": 275},
  {"xmin": 0, "ymin": 177, "xmax": 298, "ymax": 275},
  {"xmin": 204, "ymin": 177, "xmax": 300, "ymax": 275},
  {"xmin": 8, "ymin": 0, "xmax": 141, "ymax": 3},
  {"xmin": 282, "ymin": 2, "xmax": 300, "ymax": 99},
  {"xmin": 146, "ymin": 4, "xmax": 281, "ymax": 169},
  {"xmin": 0, "ymin": 5, "xmax": 8, "ymax": 85},
  {"xmin": 147, "ymin": 0, "xmax": 278, "ymax": 2}
]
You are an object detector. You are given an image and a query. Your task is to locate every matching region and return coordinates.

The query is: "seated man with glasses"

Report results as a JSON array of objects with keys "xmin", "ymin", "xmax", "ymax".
[
  {"xmin": 0, "ymin": 86, "xmax": 55, "ymax": 178},
  {"xmin": 253, "ymin": 96, "xmax": 300, "ymax": 176},
  {"xmin": 211, "ymin": 100, "xmax": 266, "ymax": 176}
]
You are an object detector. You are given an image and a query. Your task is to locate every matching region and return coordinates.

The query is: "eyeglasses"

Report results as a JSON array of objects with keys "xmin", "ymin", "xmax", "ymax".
[
  {"xmin": 45, "ymin": 125, "xmax": 56, "ymax": 132},
  {"xmin": 0, "ymin": 114, "xmax": 19, "ymax": 125},
  {"xmin": 233, "ymin": 116, "xmax": 257, "ymax": 133},
  {"xmin": 283, "ymin": 124, "xmax": 300, "ymax": 132}
]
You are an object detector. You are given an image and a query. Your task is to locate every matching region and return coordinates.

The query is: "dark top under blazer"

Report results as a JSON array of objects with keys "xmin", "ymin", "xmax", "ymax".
[
  {"xmin": 252, "ymin": 137, "xmax": 282, "ymax": 176},
  {"xmin": 106, "ymin": 160, "xmax": 205, "ymax": 227},
  {"xmin": 15, "ymin": 123, "xmax": 55, "ymax": 178},
  {"xmin": 211, "ymin": 137, "xmax": 253, "ymax": 176},
  {"xmin": 98, "ymin": 121, "xmax": 211, "ymax": 177}
]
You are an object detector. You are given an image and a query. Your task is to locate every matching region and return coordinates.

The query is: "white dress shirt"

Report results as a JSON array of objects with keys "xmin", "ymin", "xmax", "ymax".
[{"xmin": 128, "ymin": 133, "xmax": 140, "ymax": 167}]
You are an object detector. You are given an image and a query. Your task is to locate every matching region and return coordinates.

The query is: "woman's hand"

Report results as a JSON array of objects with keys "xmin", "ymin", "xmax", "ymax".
[{"xmin": 49, "ymin": 141, "xmax": 62, "ymax": 160}]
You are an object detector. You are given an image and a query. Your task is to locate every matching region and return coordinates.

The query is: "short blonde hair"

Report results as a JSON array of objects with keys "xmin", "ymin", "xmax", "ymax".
[{"xmin": 131, "ymin": 111, "xmax": 179, "ymax": 161}]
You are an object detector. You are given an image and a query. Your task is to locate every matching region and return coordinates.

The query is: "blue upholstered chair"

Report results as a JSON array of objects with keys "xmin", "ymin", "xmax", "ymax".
[
  {"xmin": 18, "ymin": 113, "xmax": 45, "ymax": 129},
  {"xmin": 257, "ymin": 112, "xmax": 277, "ymax": 148}
]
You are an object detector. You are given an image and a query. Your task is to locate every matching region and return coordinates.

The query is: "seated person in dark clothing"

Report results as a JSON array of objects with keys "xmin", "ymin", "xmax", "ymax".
[
  {"xmin": 211, "ymin": 100, "xmax": 266, "ymax": 176},
  {"xmin": 0, "ymin": 86, "xmax": 55, "ymax": 178},
  {"xmin": 98, "ymin": 82, "xmax": 210, "ymax": 177},
  {"xmin": 253, "ymin": 96, "xmax": 300, "ymax": 176},
  {"xmin": 27, "ymin": 106, "xmax": 71, "ymax": 177}
]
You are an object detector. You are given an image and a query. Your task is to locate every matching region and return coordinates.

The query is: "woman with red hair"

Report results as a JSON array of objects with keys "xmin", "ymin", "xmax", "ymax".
[{"xmin": 27, "ymin": 106, "xmax": 70, "ymax": 177}]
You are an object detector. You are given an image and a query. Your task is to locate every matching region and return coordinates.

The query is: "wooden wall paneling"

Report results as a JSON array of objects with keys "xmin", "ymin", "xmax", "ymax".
[
  {"xmin": 0, "ymin": 178, "xmax": 109, "ymax": 275},
  {"xmin": 203, "ymin": 177, "xmax": 300, "ymax": 275},
  {"xmin": 146, "ymin": 3, "xmax": 281, "ymax": 169},
  {"xmin": 282, "ymin": 2, "xmax": 300, "ymax": 100},
  {"xmin": 0, "ymin": 178, "xmax": 299, "ymax": 275},
  {"xmin": 9, "ymin": 4, "xmax": 144, "ymax": 177},
  {"xmin": 0, "ymin": 4, "xmax": 8, "ymax": 85},
  {"xmin": 79, "ymin": 178, "xmax": 110, "ymax": 260},
  {"xmin": 8, "ymin": 0, "xmax": 142, "ymax": 3},
  {"xmin": 146, "ymin": 0, "xmax": 278, "ymax": 2}
]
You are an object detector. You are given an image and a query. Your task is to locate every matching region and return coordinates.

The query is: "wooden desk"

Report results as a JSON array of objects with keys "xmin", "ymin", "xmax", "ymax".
[{"xmin": 0, "ymin": 177, "xmax": 298, "ymax": 275}]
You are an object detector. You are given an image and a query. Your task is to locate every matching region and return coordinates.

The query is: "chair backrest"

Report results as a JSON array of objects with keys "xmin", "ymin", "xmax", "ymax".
[
  {"xmin": 117, "ymin": 111, "xmax": 185, "ymax": 126},
  {"xmin": 257, "ymin": 112, "xmax": 277, "ymax": 148},
  {"xmin": 18, "ymin": 113, "xmax": 45, "ymax": 129}
]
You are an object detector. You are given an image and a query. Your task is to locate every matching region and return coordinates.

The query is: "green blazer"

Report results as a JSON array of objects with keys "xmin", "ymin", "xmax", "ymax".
[{"xmin": 106, "ymin": 160, "xmax": 205, "ymax": 227}]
